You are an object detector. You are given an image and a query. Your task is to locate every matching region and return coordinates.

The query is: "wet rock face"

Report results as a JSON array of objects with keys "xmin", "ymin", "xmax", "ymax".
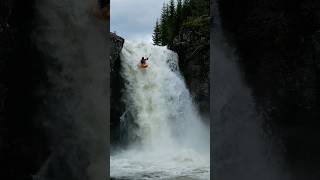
[
  {"xmin": 110, "ymin": 32, "xmax": 125, "ymax": 144},
  {"xmin": 110, "ymin": 32, "xmax": 124, "ymax": 70},
  {"xmin": 171, "ymin": 28, "xmax": 210, "ymax": 117}
]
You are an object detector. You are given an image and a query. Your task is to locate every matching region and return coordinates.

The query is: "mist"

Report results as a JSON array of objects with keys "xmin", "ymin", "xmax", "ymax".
[
  {"xmin": 34, "ymin": 0, "xmax": 108, "ymax": 179},
  {"xmin": 211, "ymin": 0, "xmax": 289, "ymax": 179}
]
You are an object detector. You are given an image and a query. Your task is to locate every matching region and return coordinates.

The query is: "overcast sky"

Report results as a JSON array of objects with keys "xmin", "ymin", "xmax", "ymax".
[{"xmin": 111, "ymin": 0, "xmax": 170, "ymax": 43}]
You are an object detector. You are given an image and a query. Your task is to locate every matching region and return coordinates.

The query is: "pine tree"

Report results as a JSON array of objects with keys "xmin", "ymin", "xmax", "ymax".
[
  {"xmin": 176, "ymin": 0, "xmax": 182, "ymax": 25},
  {"xmin": 182, "ymin": 0, "xmax": 191, "ymax": 20},
  {"xmin": 175, "ymin": 0, "xmax": 183, "ymax": 40},
  {"xmin": 153, "ymin": 0, "xmax": 209, "ymax": 47},
  {"xmin": 169, "ymin": 0, "xmax": 176, "ymax": 18},
  {"xmin": 160, "ymin": 3, "xmax": 169, "ymax": 46},
  {"xmin": 167, "ymin": 0, "xmax": 176, "ymax": 46},
  {"xmin": 152, "ymin": 20, "xmax": 161, "ymax": 45}
]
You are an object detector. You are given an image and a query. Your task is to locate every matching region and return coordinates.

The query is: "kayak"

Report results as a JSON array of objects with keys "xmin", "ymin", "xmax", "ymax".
[{"xmin": 139, "ymin": 63, "xmax": 149, "ymax": 69}]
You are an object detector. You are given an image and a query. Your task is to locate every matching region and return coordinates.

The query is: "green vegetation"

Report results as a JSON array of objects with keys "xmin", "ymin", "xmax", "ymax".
[{"xmin": 152, "ymin": 0, "xmax": 209, "ymax": 46}]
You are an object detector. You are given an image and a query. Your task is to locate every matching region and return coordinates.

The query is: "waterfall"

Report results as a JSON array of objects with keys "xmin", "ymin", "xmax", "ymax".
[{"xmin": 110, "ymin": 41, "xmax": 209, "ymax": 180}]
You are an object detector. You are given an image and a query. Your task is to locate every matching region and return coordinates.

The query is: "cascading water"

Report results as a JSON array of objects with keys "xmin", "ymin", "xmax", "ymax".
[{"xmin": 110, "ymin": 41, "xmax": 210, "ymax": 180}]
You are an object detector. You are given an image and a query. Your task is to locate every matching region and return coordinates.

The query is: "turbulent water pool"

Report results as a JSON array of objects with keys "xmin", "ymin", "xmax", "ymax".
[{"xmin": 110, "ymin": 148, "xmax": 209, "ymax": 180}]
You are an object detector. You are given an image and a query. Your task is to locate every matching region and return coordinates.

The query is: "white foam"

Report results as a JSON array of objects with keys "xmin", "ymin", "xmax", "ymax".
[{"xmin": 111, "ymin": 41, "xmax": 209, "ymax": 179}]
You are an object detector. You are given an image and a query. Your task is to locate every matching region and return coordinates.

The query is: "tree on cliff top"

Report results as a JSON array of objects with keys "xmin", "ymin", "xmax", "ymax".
[
  {"xmin": 152, "ymin": 20, "xmax": 161, "ymax": 45},
  {"xmin": 158, "ymin": 3, "xmax": 169, "ymax": 46},
  {"xmin": 153, "ymin": 0, "xmax": 209, "ymax": 46}
]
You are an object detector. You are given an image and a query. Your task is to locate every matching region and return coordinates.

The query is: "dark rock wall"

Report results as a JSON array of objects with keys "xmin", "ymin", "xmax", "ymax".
[
  {"xmin": 170, "ymin": 22, "xmax": 210, "ymax": 117},
  {"xmin": 218, "ymin": 0, "xmax": 320, "ymax": 179},
  {"xmin": 110, "ymin": 32, "xmax": 124, "ymax": 70},
  {"xmin": 110, "ymin": 32, "xmax": 124, "ymax": 145}
]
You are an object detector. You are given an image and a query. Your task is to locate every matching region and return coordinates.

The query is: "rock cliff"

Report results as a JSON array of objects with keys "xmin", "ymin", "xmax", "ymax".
[
  {"xmin": 110, "ymin": 32, "xmax": 125, "ymax": 144},
  {"xmin": 170, "ymin": 16, "xmax": 210, "ymax": 117}
]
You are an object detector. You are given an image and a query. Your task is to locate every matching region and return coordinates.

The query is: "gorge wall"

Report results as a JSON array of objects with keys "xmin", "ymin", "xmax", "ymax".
[
  {"xmin": 110, "ymin": 32, "xmax": 125, "ymax": 145},
  {"xmin": 170, "ymin": 23, "xmax": 210, "ymax": 117}
]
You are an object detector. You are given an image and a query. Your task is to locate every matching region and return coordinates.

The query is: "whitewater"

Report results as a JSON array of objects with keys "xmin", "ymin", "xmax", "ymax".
[{"xmin": 110, "ymin": 41, "xmax": 210, "ymax": 180}]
